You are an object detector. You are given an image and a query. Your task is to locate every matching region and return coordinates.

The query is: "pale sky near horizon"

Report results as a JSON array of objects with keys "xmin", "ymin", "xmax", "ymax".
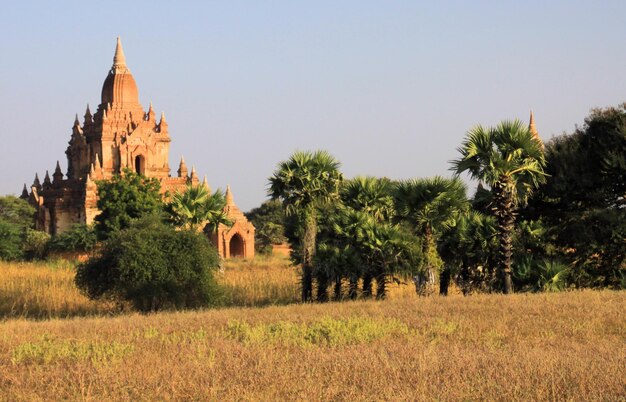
[{"xmin": 1, "ymin": 1, "xmax": 625, "ymax": 211}]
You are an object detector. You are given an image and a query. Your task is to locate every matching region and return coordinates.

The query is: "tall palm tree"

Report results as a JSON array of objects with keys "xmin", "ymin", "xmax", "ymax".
[
  {"xmin": 166, "ymin": 184, "xmax": 230, "ymax": 232},
  {"xmin": 268, "ymin": 150, "xmax": 342, "ymax": 302},
  {"xmin": 451, "ymin": 119, "xmax": 546, "ymax": 293},
  {"xmin": 394, "ymin": 176, "xmax": 468, "ymax": 294}
]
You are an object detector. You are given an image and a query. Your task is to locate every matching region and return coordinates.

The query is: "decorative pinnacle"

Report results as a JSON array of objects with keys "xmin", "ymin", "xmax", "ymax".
[
  {"xmin": 202, "ymin": 175, "xmax": 210, "ymax": 191},
  {"xmin": 84, "ymin": 104, "xmax": 92, "ymax": 120},
  {"xmin": 33, "ymin": 173, "xmax": 41, "ymax": 187},
  {"xmin": 74, "ymin": 114, "xmax": 80, "ymax": 126},
  {"xmin": 159, "ymin": 112, "xmax": 168, "ymax": 126},
  {"xmin": 43, "ymin": 171, "xmax": 51, "ymax": 185},
  {"xmin": 225, "ymin": 185, "xmax": 234, "ymax": 205},
  {"xmin": 528, "ymin": 110, "xmax": 544, "ymax": 150},
  {"xmin": 113, "ymin": 37, "xmax": 127, "ymax": 68},
  {"xmin": 190, "ymin": 165, "xmax": 198, "ymax": 181},
  {"xmin": 177, "ymin": 156, "xmax": 188, "ymax": 177}
]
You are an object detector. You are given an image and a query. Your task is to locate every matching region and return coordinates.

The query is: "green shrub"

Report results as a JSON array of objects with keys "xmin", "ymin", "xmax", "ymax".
[
  {"xmin": 23, "ymin": 229, "xmax": 51, "ymax": 260},
  {"xmin": 0, "ymin": 195, "xmax": 35, "ymax": 261},
  {"xmin": 75, "ymin": 216, "xmax": 222, "ymax": 312},
  {"xmin": 0, "ymin": 219, "xmax": 24, "ymax": 260},
  {"xmin": 48, "ymin": 224, "xmax": 97, "ymax": 253}
]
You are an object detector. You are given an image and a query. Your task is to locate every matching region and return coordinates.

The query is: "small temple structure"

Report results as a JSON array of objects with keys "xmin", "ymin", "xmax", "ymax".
[
  {"xmin": 22, "ymin": 38, "xmax": 254, "ymax": 258},
  {"xmin": 211, "ymin": 185, "xmax": 255, "ymax": 259}
]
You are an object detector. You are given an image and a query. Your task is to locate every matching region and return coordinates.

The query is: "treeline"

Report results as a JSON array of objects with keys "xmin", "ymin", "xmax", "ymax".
[{"xmin": 259, "ymin": 104, "xmax": 625, "ymax": 301}]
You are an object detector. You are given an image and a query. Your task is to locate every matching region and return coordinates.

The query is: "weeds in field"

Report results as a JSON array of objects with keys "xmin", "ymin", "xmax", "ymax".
[{"xmin": 225, "ymin": 316, "xmax": 409, "ymax": 347}]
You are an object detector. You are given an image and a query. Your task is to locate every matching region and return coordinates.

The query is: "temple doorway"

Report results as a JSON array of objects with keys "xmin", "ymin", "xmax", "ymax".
[
  {"xmin": 135, "ymin": 155, "xmax": 145, "ymax": 175},
  {"xmin": 229, "ymin": 233, "xmax": 245, "ymax": 258}
]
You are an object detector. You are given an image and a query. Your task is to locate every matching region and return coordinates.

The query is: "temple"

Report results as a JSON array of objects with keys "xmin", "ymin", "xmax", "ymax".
[{"xmin": 22, "ymin": 38, "xmax": 254, "ymax": 258}]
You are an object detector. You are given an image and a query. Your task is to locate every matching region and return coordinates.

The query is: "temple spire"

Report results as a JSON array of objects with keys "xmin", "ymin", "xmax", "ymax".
[
  {"xmin": 43, "ymin": 171, "xmax": 51, "ymax": 186},
  {"xmin": 20, "ymin": 184, "xmax": 29, "ymax": 199},
  {"xmin": 202, "ymin": 175, "xmax": 210, "ymax": 192},
  {"xmin": 74, "ymin": 114, "xmax": 80, "ymax": 126},
  {"xmin": 53, "ymin": 161, "xmax": 63, "ymax": 183},
  {"xmin": 528, "ymin": 110, "xmax": 544, "ymax": 150},
  {"xmin": 225, "ymin": 185, "xmax": 234, "ymax": 206},
  {"xmin": 190, "ymin": 165, "xmax": 198, "ymax": 182},
  {"xmin": 177, "ymin": 156, "xmax": 188, "ymax": 177},
  {"xmin": 84, "ymin": 104, "xmax": 92, "ymax": 124},
  {"xmin": 147, "ymin": 102, "xmax": 155, "ymax": 121},
  {"xmin": 33, "ymin": 173, "xmax": 41, "ymax": 189},
  {"xmin": 113, "ymin": 36, "xmax": 127, "ymax": 68}
]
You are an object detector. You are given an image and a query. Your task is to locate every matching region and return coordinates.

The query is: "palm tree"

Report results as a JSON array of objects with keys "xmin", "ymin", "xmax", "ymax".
[
  {"xmin": 341, "ymin": 176, "xmax": 395, "ymax": 221},
  {"xmin": 340, "ymin": 176, "xmax": 395, "ymax": 296},
  {"xmin": 268, "ymin": 150, "xmax": 342, "ymax": 302},
  {"xmin": 451, "ymin": 119, "xmax": 546, "ymax": 293},
  {"xmin": 394, "ymin": 176, "xmax": 468, "ymax": 294},
  {"xmin": 166, "ymin": 184, "xmax": 230, "ymax": 232}
]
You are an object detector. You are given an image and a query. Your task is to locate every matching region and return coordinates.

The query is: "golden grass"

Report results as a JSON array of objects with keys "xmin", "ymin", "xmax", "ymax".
[
  {"xmin": 0, "ymin": 256, "xmax": 417, "ymax": 319},
  {"xmin": 219, "ymin": 255, "xmax": 300, "ymax": 307},
  {"xmin": 0, "ymin": 291, "xmax": 624, "ymax": 400},
  {"xmin": 0, "ymin": 257, "xmax": 304, "ymax": 319},
  {"xmin": 0, "ymin": 258, "xmax": 624, "ymax": 400},
  {"xmin": 0, "ymin": 261, "xmax": 114, "ymax": 320}
]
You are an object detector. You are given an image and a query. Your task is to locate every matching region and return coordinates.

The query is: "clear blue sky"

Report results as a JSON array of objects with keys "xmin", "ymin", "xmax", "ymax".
[{"xmin": 1, "ymin": 1, "xmax": 624, "ymax": 211}]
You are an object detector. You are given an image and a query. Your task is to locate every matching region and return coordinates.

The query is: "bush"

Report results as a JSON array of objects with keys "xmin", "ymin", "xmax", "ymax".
[
  {"xmin": 23, "ymin": 229, "xmax": 51, "ymax": 260},
  {"xmin": 75, "ymin": 216, "xmax": 222, "ymax": 312},
  {"xmin": 48, "ymin": 224, "xmax": 97, "ymax": 253},
  {"xmin": 0, "ymin": 195, "xmax": 35, "ymax": 261},
  {"xmin": 0, "ymin": 219, "xmax": 24, "ymax": 260}
]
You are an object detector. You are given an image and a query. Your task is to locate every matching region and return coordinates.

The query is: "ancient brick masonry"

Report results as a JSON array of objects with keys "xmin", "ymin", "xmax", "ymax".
[{"xmin": 23, "ymin": 38, "xmax": 254, "ymax": 258}]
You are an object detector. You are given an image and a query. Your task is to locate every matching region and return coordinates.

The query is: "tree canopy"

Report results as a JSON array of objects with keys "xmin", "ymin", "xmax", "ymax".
[{"xmin": 94, "ymin": 169, "xmax": 163, "ymax": 238}]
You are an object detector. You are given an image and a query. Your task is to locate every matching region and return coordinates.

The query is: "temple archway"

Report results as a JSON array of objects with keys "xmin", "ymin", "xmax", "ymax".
[
  {"xmin": 134, "ymin": 155, "xmax": 146, "ymax": 175},
  {"xmin": 229, "ymin": 233, "xmax": 245, "ymax": 258}
]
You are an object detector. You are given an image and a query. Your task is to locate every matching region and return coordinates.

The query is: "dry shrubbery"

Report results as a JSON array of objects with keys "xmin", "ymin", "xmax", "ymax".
[{"xmin": 0, "ymin": 258, "xmax": 624, "ymax": 400}]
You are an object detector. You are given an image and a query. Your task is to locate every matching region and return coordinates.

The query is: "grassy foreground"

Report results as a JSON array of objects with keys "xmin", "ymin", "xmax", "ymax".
[
  {"xmin": 0, "ymin": 260, "xmax": 624, "ymax": 400},
  {"xmin": 0, "ymin": 295, "xmax": 624, "ymax": 400}
]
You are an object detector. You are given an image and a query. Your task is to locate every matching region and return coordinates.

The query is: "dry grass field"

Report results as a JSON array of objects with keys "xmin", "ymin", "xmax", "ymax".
[{"xmin": 0, "ymin": 258, "xmax": 624, "ymax": 401}]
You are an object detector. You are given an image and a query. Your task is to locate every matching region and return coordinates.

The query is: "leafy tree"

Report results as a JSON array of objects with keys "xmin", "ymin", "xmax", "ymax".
[
  {"xmin": 0, "ymin": 195, "xmax": 35, "ymax": 228},
  {"xmin": 268, "ymin": 150, "xmax": 343, "ymax": 302},
  {"xmin": 525, "ymin": 104, "xmax": 626, "ymax": 288},
  {"xmin": 95, "ymin": 169, "xmax": 163, "ymax": 238},
  {"xmin": 245, "ymin": 200, "xmax": 287, "ymax": 254},
  {"xmin": 76, "ymin": 216, "xmax": 222, "ymax": 312},
  {"xmin": 165, "ymin": 184, "xmax": 230, "ymax": 232},
  {"xmin": 452, "ymin": 120, "xmax": 546, "ymax": 293},
  {"xmin": 0, "ymin": 195, "xmax": 35, "ymax": 260},
  {"xmin": 394, "ymin": 176, "xmax": 468, "ymax": 294}
]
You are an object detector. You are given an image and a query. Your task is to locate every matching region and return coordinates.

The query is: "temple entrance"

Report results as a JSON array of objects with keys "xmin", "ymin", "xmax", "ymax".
[
  {"xmin": 135, "ymin": 155, "xmax": 145, "ymax": 175},
  {"xmin": 229, "ymin": 233, "xmax": 245, "ymax": 258}
]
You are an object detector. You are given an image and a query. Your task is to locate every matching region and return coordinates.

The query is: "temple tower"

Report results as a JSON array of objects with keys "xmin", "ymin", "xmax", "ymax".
[{"xmin": 27, "ymin": 38, "xmax": 198, "ymax": 234}]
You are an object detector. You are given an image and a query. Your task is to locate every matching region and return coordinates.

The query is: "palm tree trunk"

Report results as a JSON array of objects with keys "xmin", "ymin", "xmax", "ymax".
[
  {"xmin": 375, "ymin": 269, "xmax": 386, "ymax": 300},
  {"xmin": 301, "ymin": 211, "xmax": 317, "ymax": 302},
  {"xmin": 439, "ymin": 266, "xmax": 451, "ymax": 295},
  {"xmin": 348, "ymin": 275, "xmax": 358, "ymax": 300},
  {"xmin": 423, "ymin": 228, "xmax": 438, "ymax": 296},
  {"xmin": 493, "ymin": 182, "xmax": 516, "ymax": 294},
  {"xmin": 362, "ymin": 272, "xmax": 373, "ymax": 298},
  {"xmin": 316, "ymin": 269, "xmax": 329, "ymax": 302},
  {"xmin": 333, "ymin": 277, "xmax": 342, "ymax": 301}
]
